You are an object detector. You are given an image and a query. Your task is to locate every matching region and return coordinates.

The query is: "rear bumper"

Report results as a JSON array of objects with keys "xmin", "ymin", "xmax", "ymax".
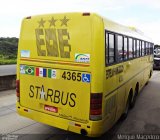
[{"xmin": 16, "ymin": 102, "xmax": 103, "ymax": 137}]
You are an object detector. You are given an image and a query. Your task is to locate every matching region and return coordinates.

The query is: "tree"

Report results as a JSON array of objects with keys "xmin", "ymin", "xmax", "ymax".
[{"xmin": 0, "ymin": 37, "xmax": 18, "ymax": 59}]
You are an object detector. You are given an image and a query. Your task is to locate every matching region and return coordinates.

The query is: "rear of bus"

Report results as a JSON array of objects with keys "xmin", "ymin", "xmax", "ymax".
[{"xmin": 16, "ymin": 13, "xmax": 105, "ymax": 136}]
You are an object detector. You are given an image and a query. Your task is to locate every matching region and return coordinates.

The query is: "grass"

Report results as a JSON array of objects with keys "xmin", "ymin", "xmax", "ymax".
[{"xmin": 0, "ymin": 58, "xmax": 17, "ymax": 65}]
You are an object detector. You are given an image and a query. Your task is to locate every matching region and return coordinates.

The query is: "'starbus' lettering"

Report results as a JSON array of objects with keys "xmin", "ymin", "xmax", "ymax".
[{"xmin": 29, "ymin": 85, "xmax": 76, "ymax": 107}]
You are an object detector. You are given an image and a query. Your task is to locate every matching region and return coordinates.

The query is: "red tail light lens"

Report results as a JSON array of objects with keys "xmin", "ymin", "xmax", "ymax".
[
  {"xmin": 16, "ymin": 80, "xmax": 20, "ymax": 97},
  {"xmin": 90, "ymin": 93, "xmax": 102, "ymax": 120}
]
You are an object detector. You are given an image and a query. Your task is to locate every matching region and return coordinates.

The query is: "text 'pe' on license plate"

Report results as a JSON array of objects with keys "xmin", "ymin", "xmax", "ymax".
[{"xmin": 44, "ymin": 105, "xmax": 58, "ymax": 113}]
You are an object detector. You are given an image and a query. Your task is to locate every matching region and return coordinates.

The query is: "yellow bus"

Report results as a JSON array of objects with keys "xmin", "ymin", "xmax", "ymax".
[{"xmin": 16, "ymin": 12, "xmax": 154, "ymax": 137}]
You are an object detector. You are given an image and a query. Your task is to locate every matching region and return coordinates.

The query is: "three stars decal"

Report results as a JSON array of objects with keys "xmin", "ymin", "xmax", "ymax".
[{"xmin": 38, "ymin": 16, "xmax": 70, "ymax": 27}]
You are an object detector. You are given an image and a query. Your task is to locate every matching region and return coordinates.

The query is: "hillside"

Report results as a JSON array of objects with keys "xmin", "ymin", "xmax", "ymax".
[{"xmin": 0, "ymin": 37, "xmax": 18, "ymax": 64}]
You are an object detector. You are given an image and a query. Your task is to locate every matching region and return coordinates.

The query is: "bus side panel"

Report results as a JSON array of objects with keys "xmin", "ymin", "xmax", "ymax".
[{"xmin": 103, "ymin": 65, "xmax": 118, "ymax": 131}]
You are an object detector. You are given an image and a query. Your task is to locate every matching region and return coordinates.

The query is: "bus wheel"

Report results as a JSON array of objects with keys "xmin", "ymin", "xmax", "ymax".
[
  {"xmin": 130, "ymin": 85, "xmax": 138, "ymax": 108},
  {"xmin": 120, "ymin": 94, "xmax": 131, "ymax": 120},
  {"xmin": 145, "ymin": 81, "xmax": 149, "ymax": 85},
  {"xmin": 149, "ymin": 70, "xmax": 152, "ymax": 79},
  {"xmin": 146, "ymin": 71, "xmax": 152, "ymax": 85}
]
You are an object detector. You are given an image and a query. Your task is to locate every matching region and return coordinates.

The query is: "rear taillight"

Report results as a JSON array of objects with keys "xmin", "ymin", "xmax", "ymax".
[
  {"xmin": 16, "ymin": 80, "xmax": 20, "ymax": 101},
  {"xmin": 90, "ymin": 93, "xmax": 102, "ymax": 121}
]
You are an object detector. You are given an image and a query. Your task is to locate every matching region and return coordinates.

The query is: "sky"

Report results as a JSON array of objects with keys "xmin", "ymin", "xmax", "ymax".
[{"xmin": 0, "ymin": 0, "xmax": 160, "ymax": 44}]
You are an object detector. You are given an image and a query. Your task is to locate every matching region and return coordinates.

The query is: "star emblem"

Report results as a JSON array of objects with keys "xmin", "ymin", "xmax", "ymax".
[
  {"xmin": 40, "ymin": 86, "xmax": 45, "ymax": 99},
  {"xmin": 60, "ymin": 16, "xmax": 70, "ymax": 27},
  {"xmin": 49, "ymin": 17, "xmax": 57, "ymax": 27},
  {"xmin": 38, "ymin": 18, "xmax": 46, "ymax": 28}
]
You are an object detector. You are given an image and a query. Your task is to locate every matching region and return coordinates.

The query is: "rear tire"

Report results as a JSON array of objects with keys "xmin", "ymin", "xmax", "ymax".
[
  {"xmin": 145, "ymin": 81, "xmax": 149, "ymax": 85},
  {"xmin": 130, "ymin": 85, "xmax": 138, "ymax": 108},
  {"xmin": 149, "ymin": 70, "xmax": 152, "ymax": 79},
  {"xmin": 121, "ymin": 95, "xmax": 131, "ymax": 120},
  {"xmin": 130, "ymin": 92, "xmax": 137, "ymax": 108}
]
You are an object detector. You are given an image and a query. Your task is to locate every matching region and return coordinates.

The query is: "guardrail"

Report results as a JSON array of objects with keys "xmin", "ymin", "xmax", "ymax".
[
  {"xmin": 0, "ymin": 75, "xmax": 16, "ymax": 91},
  {"xmin": 0, "ymin": 65, "xmax": 16, "ymax": 91}
]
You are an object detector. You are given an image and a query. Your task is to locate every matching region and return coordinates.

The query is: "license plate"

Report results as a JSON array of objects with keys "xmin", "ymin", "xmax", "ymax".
[{"xmin": 44, "ymin": 105, "xmax": 58, "ymax": 113}]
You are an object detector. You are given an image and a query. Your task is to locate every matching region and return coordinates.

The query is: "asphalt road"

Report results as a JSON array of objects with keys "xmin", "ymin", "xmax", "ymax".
[
  {"xmin": 0, "ymin": 64, "xmax": 16, "ymax": 76},
  {"xmin": 0, "ymin": 70, "xmax": 160, "ymax": 140}
]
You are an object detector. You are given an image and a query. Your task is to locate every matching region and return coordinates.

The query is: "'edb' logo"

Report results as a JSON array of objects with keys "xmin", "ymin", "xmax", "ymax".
[{"xmin": 35, "ymin": 16, "xmax": 71, "ymax": 58}]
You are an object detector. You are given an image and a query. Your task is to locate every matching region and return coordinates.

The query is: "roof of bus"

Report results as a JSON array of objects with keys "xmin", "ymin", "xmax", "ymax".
[
  {"xmin": 102, "ymin": 16, "xmax": 152, "ymax": 42},
  {"xmin": 24, "ymin": 12, "xmax": 152, "ymax": 43}
]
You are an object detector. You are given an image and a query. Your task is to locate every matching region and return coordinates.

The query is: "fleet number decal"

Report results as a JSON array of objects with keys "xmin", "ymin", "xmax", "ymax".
[
  {"xmin": 61, "ymin": 71, "xmax": 81, "ymax": 81},
  {"xmin": 61, "ymin": 71, "xmax": 91, "ymax": 83}
]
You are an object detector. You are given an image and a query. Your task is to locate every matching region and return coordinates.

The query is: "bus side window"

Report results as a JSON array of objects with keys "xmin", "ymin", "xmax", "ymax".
[
  {"xmin": 150, "ymin": 43, "xmax": 154, "ymax": 54},
  {"xmin": 148, "ymin": 43, "xmax": 151, "ymax": 55},
  {"xmin": 133, "ymin": 39, "xmax": 136, "ymax": 58},
  {"xmin": 137, "ymin": 40, "xmax": 140, "ymax": 57},
  {"xmin": 139, "ymin": 40, "xmax": 142, "ymax": 57},
  {"xmin": 108, "ymin": 34, "xmax": 115, "ymax": 64},
  {"xmin": 117, "ymin": 35, "xmax": 123, "ymax": 62},
  {"xmin": 146, "ymin": 42, "xmax": 149, "ymax": 55},
  {"xmin": 124, "ymin": 37, "xmax": 128, "ymax": 60},
  {"xmin": 142, "ymin": 41, "xmax": 145, "ymax": 56},
  {"xmin": 129, "ymin": 38, "xmax": 133, "ymax": 59},
  {"xmin": 144, "ymin": 42, "xmax": 146, "ymax": 55}
]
